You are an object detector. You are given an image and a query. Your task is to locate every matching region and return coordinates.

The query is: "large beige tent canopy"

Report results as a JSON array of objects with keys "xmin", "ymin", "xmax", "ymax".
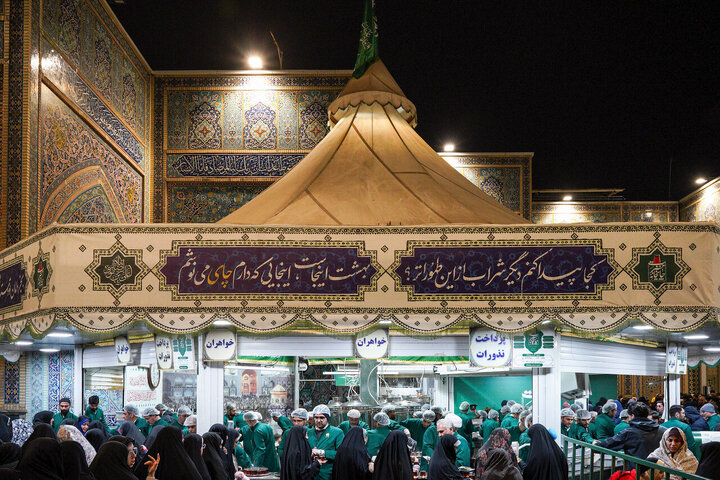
[{"xmin": 0, "ymin": 60, "xmax": 718, "ymax": 340}]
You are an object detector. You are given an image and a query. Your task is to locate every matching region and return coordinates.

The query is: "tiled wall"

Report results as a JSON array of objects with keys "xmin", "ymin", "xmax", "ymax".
[
  {"xmin": 25, "ymin": 350, "xmax": 74, "ymax": 419},
  {"xmin": 680, "ymin": 177, "xmax": 720, "ymax": 222},
  {"xmin": 532, "ymin": 202, "xmax": 679, "ymax": 224},
  {"xmin": 154, "ymin": 74, "xmax": 348, "ymax": 222},
  {"xmin": 0, "ymin": 356, "xmax": 26, "ymax": 413}
]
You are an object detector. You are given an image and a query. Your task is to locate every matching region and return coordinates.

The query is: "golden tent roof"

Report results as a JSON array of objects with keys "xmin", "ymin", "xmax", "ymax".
[{"xmin": 218, "ymin": 60, "xmax": 527, "ymax": 226}]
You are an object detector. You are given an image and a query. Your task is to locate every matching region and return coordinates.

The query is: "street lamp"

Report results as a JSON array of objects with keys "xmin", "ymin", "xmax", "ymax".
[
  {"xmin": 248, "ymin": 56, "xmax": 263, "ymax": 69},
  {"xmin": 443, "ymin": 143, "xmax": 455, "ymax": 152}
]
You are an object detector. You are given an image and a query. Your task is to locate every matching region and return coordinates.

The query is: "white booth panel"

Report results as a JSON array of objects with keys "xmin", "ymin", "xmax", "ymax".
[
  {"xmin": 388, "ymin": 335, "xmax": 466, "ymax": 357},
  {"xmin": 83, "ymin": 341, "xmax": 156, "ymax": 368},
  {"xmin": 559, "ymin": 337, "xmax": 665, "ymax": 376},
  {"xmin": 236, "ymin": 335, "xmax": 353, "ymax": 358}
]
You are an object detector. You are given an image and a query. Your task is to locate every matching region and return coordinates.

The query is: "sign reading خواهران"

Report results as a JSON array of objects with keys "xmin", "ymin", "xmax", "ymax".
[
  {"xmin": 355, "ymin": 328, "xmax": 389, "ymax": 359},
  {"xmin": 512, "ymin": 330, "xmax": 557, "ymax": 367},
  {"xmin": 204, "ymin": 329, "xmax": 236, "ymax": 361},
  {"xmin": 469, "ymin": 328, "xmax": 512, "ymax": 367}
]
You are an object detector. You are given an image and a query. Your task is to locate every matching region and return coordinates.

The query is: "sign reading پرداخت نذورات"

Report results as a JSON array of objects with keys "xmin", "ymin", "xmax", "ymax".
[
  {"xmin": 512, "ymin": 330, "xmax": 557, "ymax": 368},
  {"xmin": 469, "ymin": 328, "xmax": 512, "ymax": 367},
  {"xmin": 155, "ymin": 335, "xmax": 173, "ymax": 370}
]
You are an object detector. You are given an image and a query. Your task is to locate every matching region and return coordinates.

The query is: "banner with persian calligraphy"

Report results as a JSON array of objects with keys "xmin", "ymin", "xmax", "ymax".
[
  {"xmin": 355, "ymin": 329, "xmax": 389, "ymax": 359},
  {"xmin": 204, "ymin": 330, "xmax": 236, "ymax": 361},
  {"xmin": 155, "ymin": 335, "xmax": 173, "ymax": 370},
  {"xmin": 0, "ymin": 258, "xmax": 27, "ymax": 314},
  {"xmin": 469, "ymin": 328, "xmax": 512, "ymax": 367},
  {"xmin": 123, "ymin": 366, "xmax": 162, "ymax": 412},
  {"xmin": 667, "ymin": 342, "xmax": 688, "ymax": 374}
]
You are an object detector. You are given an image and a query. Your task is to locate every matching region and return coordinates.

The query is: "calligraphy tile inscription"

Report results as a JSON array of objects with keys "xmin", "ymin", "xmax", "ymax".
[
  {"xmin": 154, "ymin": 241, "xmax": 379, "ymax": 301},
  {"xmin": 393, "ymin": 240, "xmax": 618, "ymax": 301},
  {"xmin": 166, "ymin": 153, "xmax": 304, "ymax": 178},
  {"xmin": 0, "ymin": 258, "xmax": 27, "ymax": 314}
]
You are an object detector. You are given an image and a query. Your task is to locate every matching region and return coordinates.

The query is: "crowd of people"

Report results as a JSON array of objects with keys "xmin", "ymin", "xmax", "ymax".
[{"xmin": 3, "ymin": 393, "xmax": 720, "ymax": 479}]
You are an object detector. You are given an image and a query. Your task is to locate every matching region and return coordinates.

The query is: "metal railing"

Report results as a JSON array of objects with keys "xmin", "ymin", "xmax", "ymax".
[{"xmin": 561, "ymin": 435, "xmax": 708, "ymax": 480}]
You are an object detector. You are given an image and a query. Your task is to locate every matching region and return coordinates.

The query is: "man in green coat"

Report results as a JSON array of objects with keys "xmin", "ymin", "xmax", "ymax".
[
  {"xmin": 665, "ymin": 405, "xmax": 700, "ymax": 459},
  {"xmin": 500, "ymin": 404, "xmax": 526, "ymax": 443},
  {"xmin": 457, "ymin": 402, "xmax": 477, "ymax": 445},
  {"xmin": 338, "ymin": 409, "xmax": 369, "ymax": 434},
  {"xmin": 589, "ymin": 411, "xmax": 598, "ymax": 439},
  {"xmin": 84, "ymin": 395, "xmax": 108, "ymax": 431},
  {"xmin": 569, "ymin": 409, "xmax": 595, "ymax": 444},
  {"xmin": 498, "ymin": 405, "xmax": 511, "ymax": 424},
  {"xmin": 421, "ymin": 419, "xmax": 439, "ymax": 471},
  {"xmin": 241, "ymin": 411, "xmax": 281, "ymax": 472},
  {"xmin": 307, "ymin": 405, "xmax": 344, "ymax": 480},
  {"xmin": 481, "ymin": 409, "xmax": 500, "ymax": 442},
  {"xmin": 52, "ymin": 397, "xmax": 78, "ymax": 433},
  {"xmin": 446, "ymin": 414, "xmax": 471, "ymax": 467},
  {"xmin": 401, "ymin": 410, "xmax": 434, "ymax": 447},
  {"xmin": 169, "ymin": 405, "xmax": 192, "ymax": 434},
  {"xmin": 560, "ymin": 408, "xmax": 574, "ymax": 437},
  {"xmin": 278, "ymin": 408, "xmax": 308, "ymax": 459},
  {"xmin": 224, "ymin": 403, "xmax": 248, "ymax": 430},
  {"xmin": 111, "ymin": 404, "xmax": 148, "ymax": 436},
  {"xmin": 614, "ymin": 410, "xmax": 631, "ymax": 435},
  {"xmin": 518, "ymin": 414, "xmax": 533, "ymax": 463},
  {"xmin": 271, "ymin": 410, "xmax": 293, "ymax": 433},
  {"xmin": 595, "ymin": 403, "xmax": 617, "ymax": 440},
  {"xmin": 366, "ymin": 412, "xmax": 393, "ymax": 457},
  {"xmin": 142, "ymin": 407, "xmax": 169, "ymax": 436},
  {"xmin": 701, "ymin": 403, "xmax": 720, "ymax": 431}
]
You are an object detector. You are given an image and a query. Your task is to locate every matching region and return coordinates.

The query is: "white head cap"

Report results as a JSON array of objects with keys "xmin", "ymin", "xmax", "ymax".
[
  {"xmin": 510, "ymin": 404, "xmax": 523, "ymax": 414},
  {"xmin": 374, "ymin": 412, "xmax": 390, "ymax": 426},
  {"xmin": 445, "ymin": 413, "xmax": 463, "ymax": 429},
  {"xmin": 347, "ymin": 409, "xmax": 361, "ymax": 419},
  {"xmin": 459, "ymin": 401, "xmax": 470, "ymax": 412}
]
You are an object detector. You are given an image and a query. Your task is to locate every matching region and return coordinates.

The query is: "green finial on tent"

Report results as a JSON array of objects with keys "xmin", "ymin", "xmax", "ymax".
[{"xmin": 352, "ymin": 0, "xmax": 379, "ymax": 79}]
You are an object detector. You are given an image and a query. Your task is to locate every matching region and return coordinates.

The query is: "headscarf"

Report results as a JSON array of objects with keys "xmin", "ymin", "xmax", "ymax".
[
  {"xmin": 77, "ymin": 416, "xmax": 90, "ymax": 432},
  {"xmin": 226, "ymin": 428, "xmax": 241, "ymax": 478},
  {"xmin": 85, "ymin": 428, "xmax": 106, "ymax": 452},
  {"xmin": 21, "ymin": 422, "xmax": 57, "ymax": 458},
  {"xmin": 88, "ymin": 421, "xmax": 107, "ymax": 434},
  {"xmin": 0, "ymin": 414, "xmax": 11, "ymax": 442},
  {"xmin": 183, "ymin": 433, "xmax": 212, "ymax": 480},
  {"xmin": 136, "ymin": 425, "xmax": 202, "ymax": 480},
  {"xmin": 61, "ymin": 417, "xmax": 79, "ymax": 428},
  {"xmin": 118, "ymin": 421, "xmax": 146, "ymax": 447},
  {"xmin": 479, "ymin": 449, "xmax": 522, "ymax": 480},
  {"xmin": 202, "ymin": 432, "xmax": 229, "ymax": 480},
  {"xmin": 280, "ymin": 425, "xmax": 318, "ymax": 480},
  {"xmin": 0, "ymin": 442, "xmax": 21, "ymax": 468},
  {"xmin": 60, "ymin": 440, "xmax": 95, "ymax": 480},
  {"xmin": 522, "ymin": 424, "xmax": 568, "ymax": 480},
  {"xmin": 209, "ymin": 423, "xmax": 234, "ymax": 479},
  {"xmin": 10, "ymin": 419, "xmax": 33, "ymax": 446},
  {"xmin": 474, "ymin": 427, "xmax": 517, "ymax": 477},
  {"xmin": 32, "ymin": 410, "xmax": 53, "ymax": 425},
  {"xmin": 332, "ymin": 426, "xmax": 371, "ymax": 480},
  {"xmin": 90, "ymin": 440, "xmax": 138, "ymax": 480},
  {"xmin": 373, "ymin": 430, "xmax": 414, "ymax": 480},
  {"xmin": 647, "ymin": 427, "xmax": 698, "ymax": 479},
  {"xmin": 144, "ymin": 424, "xmax": 165, "ymax": 450},
  {"xmin": 17, "ymin": 437, "xmax": 64, "ymax": 480},
  {"xmin": 58, "ymin": 424, "xmax": 97, "ymax": 465},
  {"xmin": 108, "ymin": 435, "xmax": 135, "ymax": 447},
  {"xmin": 697, "ymin": 441, "xmax": 720, "ymax": 479},
  {"xmin": 428, "ymin": 434, "xmax": 462, "ymax": 480}
]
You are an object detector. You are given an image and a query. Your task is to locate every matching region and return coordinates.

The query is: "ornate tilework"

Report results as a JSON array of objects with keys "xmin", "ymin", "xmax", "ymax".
[
  {"xmin": 27, "ymin": 352, "xmax": 48, "ymax": 418},
  {"xmin": 39, "ymin": 84, "xmax": 142, "ymax": 224},
  {"xmin": 680, "ymin": 178, "xmax": 720, "ymax": 222},
  {"xmin": 60, "ymin": 351, "xmax": 74, "ymax": 402},
  {"xmin": 533, "ymin": 202, "xmax": 679, "ymax": 225},
  {"xmin": 59, "ymin": 185, "xmax": 119, "ymax": 224},
  {"xmin": 169, "ymin": 184, "xmax": 266, "ymax": 223},
  {"xmin": 299, "ymin": 91, "xmax": 331, "ymax": 148},
  {"xmin": 277, "ymin": 91, "xmax": 299, "ymax": 149},
  {"xmin": 48, "ymin": 352, "xmax": 61, "ymax": 409},
  {"xmin": 166, "ymin": 90, "xmax": 188, "ymax": 149},
  {"xmin": 243, "ymin": 101, "xmax": 278, "ymax": 149},
  {"xmin": 188, "ymin": 91, "xmax": 222, "ymax": 149},
  {"xmin": 4, "ymin": 361, "xmax": 20, "ymax": 404},
  {"xmin": 222, "ymin": 91, "xmax": 244, "ymax": 148},
  {"xmin": 166, "ymin": 153, "xmax": 303, "ymax": 178},
  {"xmin": 58, "ymin": 0, "xmax": 81, "ymax": 65},
  {"xmin": 6, "ymin": 0, "xmax": 25, "ymax": 244}
]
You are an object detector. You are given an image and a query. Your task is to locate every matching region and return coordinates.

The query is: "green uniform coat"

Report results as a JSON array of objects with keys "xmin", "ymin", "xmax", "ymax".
[
  {"xmin": 52, "ymin": 412, "xmax": 78, "ymax": 433},
  {"xmin": 595, "ymin": 413, "xmax": 616, "ymax": 440},
  {"xmin": 708, "ymin": 414, "xmax": 720, "ymax": 431},
  {"xmin": 481, "ymin": 419, "xmax": 500, "ymax": 443},
  {"xmin": 458, "ymin": 412, "xmax": 477, "ymax": 445},
  {"xmin": 663, "ymin": 418, "xmax": 700, "ymax": 459},
  {"xmin": 366, "ymin": 426, "xmax": 391, "ymax": 457},
  {"xmin": 401, "ymin": 418, "xmax": 430, "ymax": 447},
  {"xmin": 589, "ymin": 421, "xmax": 597, "ymax": 439},
  {"xmin": 500, "ymin": 415, "xmax": 522, "ymax": 443},
  {"xmin": 84, "ymin": 407, "xmax": 108, "ymax": 431},
  {"xmin": 421, "ymin": 425, "xmax": 439, "ymax": 471},
  {"xmin": 276, "ymin": 415, "xmax": 293, "ymax": 433},
  {"xmin": 561, "ymin": 424, "xmax": 570, "ymax": 437},
  {"xmin": 518, "ymin": 430, "xmax": 531, "ymax": 463},
  {"xmin": 613, "ymin": 421, "xmax": 630, "ymax": 435},
  {"xmin": 142, "ymin": 418, "xmax": 169, "ymax": 437},
  {"xmin": 225, "ymin": 414, "xmax": 248, "ymax": 430},
  {"xmin": 235, "ymin": 444, "xmax": 252, "ymax": 469},
  {"xmin": 454, "ymin": 432, "xmax": 471, "ymax": 467},
  {"xmin": 388, "ymin": 419, "xmax": 405, "ymax": 431},
  {"xmin": 568, "ymin": 422, "xmax": 594, "ymax": 443},
  {"xmin": 241, "ymin": 422, "xmax": 281, "ymax": 472},
  {"xmin": 306, "ymin": 425, "xmax": 344, "ymax": 480},
  {"xmin": 338, "ymin": 419, "xmax": 369, "ymax": 434}
]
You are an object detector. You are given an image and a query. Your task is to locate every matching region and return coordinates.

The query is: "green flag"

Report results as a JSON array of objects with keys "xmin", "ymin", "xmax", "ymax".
[{"xmin": 352, "ymin": 0, "xmax": 379, "ymax": 78}]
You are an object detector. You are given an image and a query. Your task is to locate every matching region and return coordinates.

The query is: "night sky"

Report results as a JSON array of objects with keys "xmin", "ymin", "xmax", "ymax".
[{"xmin": 110, "ymin": 1, "xmax": 720, "ymax": 201}]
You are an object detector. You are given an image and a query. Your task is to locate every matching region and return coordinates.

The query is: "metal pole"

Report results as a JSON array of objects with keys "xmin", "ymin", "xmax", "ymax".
[{"xmin": 294, "ymin": 356, "xmax": 300, "ymax": 409}]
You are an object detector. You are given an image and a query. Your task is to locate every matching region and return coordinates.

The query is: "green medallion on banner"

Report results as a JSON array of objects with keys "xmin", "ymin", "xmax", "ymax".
[{"xmin": 626, "ymin": 237, "xmax": 690, "ymax": 300}]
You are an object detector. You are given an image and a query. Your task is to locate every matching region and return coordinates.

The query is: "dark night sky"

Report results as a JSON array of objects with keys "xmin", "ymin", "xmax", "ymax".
[{"xmin": 110, "ymin": 1, "xmax": 720, "ymax": 201}]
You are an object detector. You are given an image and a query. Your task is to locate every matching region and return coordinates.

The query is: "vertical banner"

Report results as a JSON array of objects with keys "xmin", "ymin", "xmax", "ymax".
[
  {"xmin": 172, "ymin": 335, "xmax": 197, "ymax": 372},
  {"xmin": 204, "ymin": 330, "xmax": 237, "ymax": 361},
  {"xmin": 355, "ymin": 328, "xmax": 389, "ymax": 359},
  {"xmin": 155, "ymin": 335, "xmax": 173, "ymax": 370},
  {"xmin": 512, "ymin": 329, "xmax": 557, "ymax": 367},
  {"xmin": 115, "ymin": 336, "xmax": 131, "ymax": 364},
  {"xmin": 666, "ymin": 342, "xmax": 679, "ymax": 374},
  {"xmin": 677, "ymin": 345, "xmax": 688, "ymax": 374},
  {"xmin": 469, "ymin": 328, "xmax": 512, "ymax": 367}
]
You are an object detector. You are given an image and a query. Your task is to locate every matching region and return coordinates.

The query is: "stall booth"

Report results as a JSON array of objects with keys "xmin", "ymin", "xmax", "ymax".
[{"xmin": 0, "ymin": 60, "xmax": 719, "ymax": 436}]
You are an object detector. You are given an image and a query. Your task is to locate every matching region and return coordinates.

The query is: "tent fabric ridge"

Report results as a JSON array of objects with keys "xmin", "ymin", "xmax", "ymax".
[
  {"xmin": 305, "ymin": 189, "xmax": 342, "ymax": 225},
  {"xmin": 350, "ymin": 121, "xmax": 451, "ymax": 223},
  {"xmin": 329, "ymin": 94, "xmax": 417, "ymax": 126}
]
